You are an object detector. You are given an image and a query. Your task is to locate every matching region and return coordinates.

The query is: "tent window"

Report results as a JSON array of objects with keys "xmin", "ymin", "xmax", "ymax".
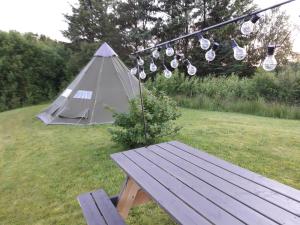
[
  {"xmin": 61, "ymin": 89, "xmax": 72, "ymax": 98},
  {"xmin": 73, "ymin": 90, "xmax": 93, "ymax": 100}
]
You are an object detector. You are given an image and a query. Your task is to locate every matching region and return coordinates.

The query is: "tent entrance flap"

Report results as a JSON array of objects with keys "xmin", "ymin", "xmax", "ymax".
[{"xmin": 58, "ymin": 108, "xmax": 89, "ymax": 119}]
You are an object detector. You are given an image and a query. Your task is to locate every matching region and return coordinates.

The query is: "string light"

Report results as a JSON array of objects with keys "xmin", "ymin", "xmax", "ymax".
[
  {"xmin": 130, "ymin": 67, "xmax": 137, "ymax": 76},
  {"xmin": 139, "ymin": 68, "xmax": 146, "ymax": 79},
  {"xmin": 241, "ymin": 14, "xmax": 260, "ymax": 35},
  {"xmin": 198, "ymin": 33, "xmax": 211, "ymax": 50},
  {"xmin": 163, "ymin": 66, "xmax": 172, "ymax": 78},
  {"xmin": 131, "ymin": 1, "xmax": 295, "ymax": 78},
  {"xmin": 152, "ymin": 48, "xmax": 160, "ymax": 59},
  {"xmin": 166, "ymin": 44, "xmax": 175, "ymax": 57},
  {"xmin": 187, "ymin": 61, "xmax": 197, "ymax": 76},
  {"xmin": 137, "ymin": 56, "xmax": 144, "ymax": 66},
  {"xmin": 205, "ymin": 42, "xmax": 219, "ymax": 62},
  {"xmin": 150, "ymin": 59, "xmax": 158, "ymax": 72},
  {"xmin": 262, "ymin": 45, "xmax": 277, "ymax": 71},
  {"xmin": 231, "ymin": 39, "xmax": 247, "ymax": 61},
  {"xmin": 171, "ymin": 55, "xmax": 179, "ymax": 69}
]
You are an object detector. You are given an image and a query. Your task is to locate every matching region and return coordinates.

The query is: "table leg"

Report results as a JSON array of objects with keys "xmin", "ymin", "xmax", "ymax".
[{"xmin": 117, "ymin": 177, "xmax": 151, "ymax": 219}]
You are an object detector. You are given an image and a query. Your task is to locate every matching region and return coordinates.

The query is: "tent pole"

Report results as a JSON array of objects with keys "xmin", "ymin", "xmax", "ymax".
[{"xmin": 137, "ymin": 63, "xmax": 147, "ymax": 144}]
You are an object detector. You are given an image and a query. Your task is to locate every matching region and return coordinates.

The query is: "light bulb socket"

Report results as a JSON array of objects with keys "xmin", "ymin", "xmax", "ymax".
[
  {"xmin": 166, "ymin": 43, "xmax": 172, "ymax": 49},
  {"xmin": 212, "ymin": 42, "xmax": 220, "ymax": 50},
  {"xmin": 231, "ymin": 39, "xmax": 238, "ymax": 48},
  {"xmin": 155, "ymin": 47, "xmax": 162, "ymax": 52},
  {"xmin": 267, "ymin": 45, "xmax": 276, "ymax": 55},
  {"xmin": 251, "ymin": 14, "xmax": 260, "ymax": 24},
  {"xmin": 197, "ymin": 33, "xmax": 203, "ymax": 39}
]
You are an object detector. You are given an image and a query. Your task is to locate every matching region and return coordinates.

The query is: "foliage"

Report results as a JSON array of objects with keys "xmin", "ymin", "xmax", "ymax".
[
  {"xmin": 146, "ymin": 68, "xmax": 300, "ymax": 105},
  {"xmin": 0, "ymin": 31, "xmax": 70, "ymax": 112},
  {"xmin": 145, "ymin": 68, "xmax": 300, "ymax": 119},
  {"xmin": 63, "ymin": 0, "xmax": 293, "ymax": 76},
  {"xmin": 1, "ymin": 105, "xmax": 300, "ymax": 225},
  {"xmin": 109, "ymin": 90, "xmax": 181, "ymax": 148}
]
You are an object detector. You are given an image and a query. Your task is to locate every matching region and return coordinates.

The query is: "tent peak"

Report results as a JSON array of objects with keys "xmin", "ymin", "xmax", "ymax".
[{"xmin": 94, "ymin": 42, "xmax": 118, "ymax": 57}]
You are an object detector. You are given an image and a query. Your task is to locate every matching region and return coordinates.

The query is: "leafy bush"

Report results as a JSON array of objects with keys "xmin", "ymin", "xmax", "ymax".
[
  {"xmin": 146, "ymin": 69, "xmax": 300, "ymax": 106},
  {"xmin": 109, "ymin": 90, "xmax": 181, "ymax": 148},
  {"xmin": 146, "ymin": 68, "xmax": 300, "ymax": 119},
  {"xmin": 0, "ymin": 31, "xmax": 71, "ymax": 112}
]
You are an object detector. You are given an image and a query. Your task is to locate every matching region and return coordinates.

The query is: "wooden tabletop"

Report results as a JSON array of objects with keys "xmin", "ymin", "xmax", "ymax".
[{"xmin": 111, "ymin": 141, "xmax": 300, "ymax": 225}]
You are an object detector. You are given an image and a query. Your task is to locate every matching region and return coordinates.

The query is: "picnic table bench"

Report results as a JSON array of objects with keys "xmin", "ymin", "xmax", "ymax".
[{"xmin": 78, "ymin": 141, "xmax": 300, "ymax": 225}]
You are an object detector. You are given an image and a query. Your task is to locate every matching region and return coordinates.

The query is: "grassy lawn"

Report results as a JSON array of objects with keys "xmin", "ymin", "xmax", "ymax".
[{"xmin": 0, "ymin": 105, "xmax": 299, "ymax": 225}]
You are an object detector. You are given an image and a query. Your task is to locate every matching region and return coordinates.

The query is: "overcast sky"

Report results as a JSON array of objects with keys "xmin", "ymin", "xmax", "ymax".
[{"xmin": 0, "ymin": 0, "xmax": 299, "ymax": 52}]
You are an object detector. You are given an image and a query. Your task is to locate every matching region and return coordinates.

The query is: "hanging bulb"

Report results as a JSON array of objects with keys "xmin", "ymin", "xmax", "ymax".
[
  {"xmin": 137, "ymin": 56, "xmax": 144, "ymax": 66},
  {"xmin": 166, "ymin": 44, "xmax": 175, "ymax": 57},
  {"xmin": 163, "ymin": 66, "xmax": 172, "ymax": 79},
  {"xmin": 231, "ymin": 39, "xmax": 247, "ymax": 61},
  {"xmin": 152, "ymin": 48, "xmax": 160, "ymax": 59},
  {"xmin": 130, "ymin": 67, "xmax": 137, "ymax": 76},
  {"xmin": 150, "ymin": 60, "xmax": 158, "ymax": 72},
  {"xmin": 241, "ymin": 14, "xmax": 260, "ymax": 35},
  {"xmin": 139, "ymin": 69, "xmax": 146, "ymax": 79},
  {"xmin": 187, "ymin": 62, "xmax": 197, "ymax": 76},
  {"xmin": 262, "ymin": 45, "xmax": 277, "ymax": 71},
  {"xmin": 198, "ymin": 34, "xmax": 211, "ymax": 50},
  {"xmin": 170, "ymin": 56, "xmax": 179, "ymax": 69},
  {"xmin": 205, "ymin": 43, "xmax": 219, "ymax": 62}
]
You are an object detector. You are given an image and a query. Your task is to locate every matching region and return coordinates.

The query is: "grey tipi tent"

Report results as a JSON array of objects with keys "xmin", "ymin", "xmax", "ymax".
[{"xmin": 37, "ymin": 43, "xmax": 139, "ymax": 125}]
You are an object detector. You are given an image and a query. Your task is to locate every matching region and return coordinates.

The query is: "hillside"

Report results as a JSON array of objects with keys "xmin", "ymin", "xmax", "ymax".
[{"xmin": 0, "ymin": 105, "xmax": 299, "ymax": 225}]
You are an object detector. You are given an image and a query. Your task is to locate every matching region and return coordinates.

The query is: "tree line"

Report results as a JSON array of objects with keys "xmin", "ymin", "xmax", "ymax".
[
  {"xmin": 0, "ymin": 0, "xmax": 294, "ymax": 112},
  {"xmin": 64, "ymin": 0, "xmax": 293, "ymax": 76}
]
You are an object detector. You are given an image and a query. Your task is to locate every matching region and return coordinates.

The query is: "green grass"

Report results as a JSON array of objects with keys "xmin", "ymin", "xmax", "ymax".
[{"xmin": 0, "ymin": 105, "xmax": 299, "ymax": 225}]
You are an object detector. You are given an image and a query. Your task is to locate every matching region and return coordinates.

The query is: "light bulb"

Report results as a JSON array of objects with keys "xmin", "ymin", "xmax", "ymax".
[
  {"xmin": 152, "ymin": 49, "xmax": 160, "ymax": 59},
  {"xmin": 139, "ymin": 70, "xmax": 146, "ymax": 79},
  {"xmin": 166, "ymin": 46, "xmax": 175, "ymax": 57},
  {"xmin": 150, "ymin": 62, "xmax": 158, "ymax": 72},
  {"xmin": 130, "ymin": 67, "xmax": 137, "ymax": 76},
  {"xmin": 241, "ymin": 15, "xmax": 260, "ymax": 36},
  {"xmin": 231, "ymin": 39, "xmax": 247, "ymax": 61},
  {"xmin": 205, "ymin": 49, "xmax": 216, "ymax": 62},
  {"xmin": 171, "ymin": 57, "xmax": 179, "ymax": 69},
  {"xmin": 199, "ymin": 35, "xmax": 211, "ymax": 50},
  {"xmin": 262, "ymin": 45, "xmax": 277, "ymax": 71},
  {"xmin": 205, "ymin": 42, "xmax": 219, "ymax": 62},
  {"xmin": 137, "ymin": 57, "xmax": 144, "ymax": 66},
  {"xmin": 163, "ymin": 67, "xmax": 172, "ymax": 79},
  {"xmin": 187, "ymin": 63, "xmax": 197, "ymax": 76}
]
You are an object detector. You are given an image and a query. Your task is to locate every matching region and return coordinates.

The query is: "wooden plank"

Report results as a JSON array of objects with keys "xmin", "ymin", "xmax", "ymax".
[
  {"xmin": 123, "ymin": 150, "xmax": 244, "ymax": 225},
  {"xmin": 150, "ymin": 145, "xmax": 300, "ymax": 225},
  {"xmin": 140, "ymin": 146, "xmax": 277, "ymax": 225},
  {"xmin": 111, "ymin": 152, "xmax": 212, "ymax": 225},
  {"xmin": 169, "ymin": 141, "xmax": 300, "ymax": 203},
  {"xmin": 77, "ymin": 193, "xmax": 107, "ymax": 225},
  {"xmin": 92, "ymin": 189, "xmax": 126, "ymax": 225},
  {"xmin": 158, "ymin": 143, "xmax": 300, "ymax": 216},
  {"xmin": 132, "ymin": 189, "xmax": 152, "ymax": 206},
  {"xmin": 116, "ymin": 177, "xmax": 143, "ymax": 218}
]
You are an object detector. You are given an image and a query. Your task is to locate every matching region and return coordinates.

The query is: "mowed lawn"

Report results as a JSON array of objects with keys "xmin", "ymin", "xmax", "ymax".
[{"xmin": 0, "ymin": 105, "xmax": 299, "ymax": 225}]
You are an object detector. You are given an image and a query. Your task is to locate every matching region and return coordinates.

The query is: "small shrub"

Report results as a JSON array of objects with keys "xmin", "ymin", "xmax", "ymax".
[{"xmin": 109, "ymin": 89, "xmax": 182, "ymax": 148}]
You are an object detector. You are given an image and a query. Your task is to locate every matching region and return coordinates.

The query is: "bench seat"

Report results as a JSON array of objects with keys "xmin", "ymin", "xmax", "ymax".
[{"xmin": 77, "ymin": 189, "xmax": 126, "ymax": 225}]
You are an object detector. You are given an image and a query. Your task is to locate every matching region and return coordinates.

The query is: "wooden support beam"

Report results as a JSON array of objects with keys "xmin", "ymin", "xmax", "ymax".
[{"xmin": 117, "ymin": 177, "xmax": 151, "ymax": 219}]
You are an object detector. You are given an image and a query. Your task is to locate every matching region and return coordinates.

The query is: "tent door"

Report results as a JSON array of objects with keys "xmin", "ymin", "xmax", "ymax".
[{"xmin": 58, "ymin": 108, "xmax": 89, "ymax": 119}]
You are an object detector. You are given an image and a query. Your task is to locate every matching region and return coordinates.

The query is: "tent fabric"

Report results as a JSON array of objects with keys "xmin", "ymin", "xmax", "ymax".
[{"xmin": 37, "ymin": 43, "xmax": 139, "ymax": 125}]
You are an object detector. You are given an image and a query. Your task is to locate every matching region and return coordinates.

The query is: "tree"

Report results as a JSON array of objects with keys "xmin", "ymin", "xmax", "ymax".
[
  {"xmin": 115, "ymin": 0, "xmax": 159, "ymax": 52},
  {"xmin": 0, "ymin": 31, "xmax": 70, "ymax": 111},
  {"xmin": 247, "ymin": 9, "xmax": 294, "ymax": 71}
]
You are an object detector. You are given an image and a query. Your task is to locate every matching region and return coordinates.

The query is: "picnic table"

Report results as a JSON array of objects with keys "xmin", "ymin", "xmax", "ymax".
[{"xmin": 78, "ymin": 141, "xmax": 300, "ymax": 225}]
